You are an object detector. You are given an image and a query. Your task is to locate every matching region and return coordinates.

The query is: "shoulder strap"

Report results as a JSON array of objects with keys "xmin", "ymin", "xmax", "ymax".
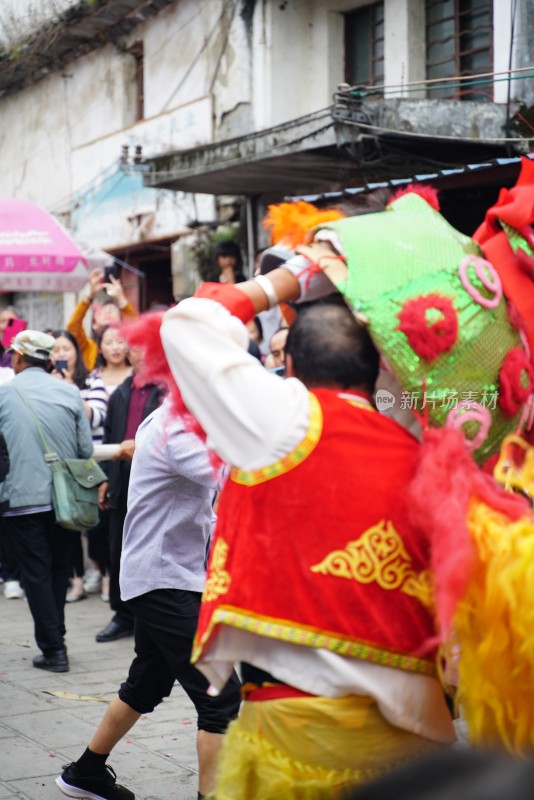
[{"xmin": 11, "ymin": 384, "xmax": 59, "ymax": 463}]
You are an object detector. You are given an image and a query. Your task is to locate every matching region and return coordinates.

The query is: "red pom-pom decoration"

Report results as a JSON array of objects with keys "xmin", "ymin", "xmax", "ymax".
[
  {"xmin": 498, "ymin": 346, "xmax": 534, "ymax": 418},
  {"xmin": 389, "ymin": 183, "xmax": 440, "ymax": 211},
  {"xmin": 397, "ymin": 294, "xmax": 458, "ymax": 361}
]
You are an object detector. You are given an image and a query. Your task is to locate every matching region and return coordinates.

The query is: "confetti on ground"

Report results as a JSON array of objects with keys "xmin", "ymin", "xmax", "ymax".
[
  {"xmin": 43, "ymin": 690, "xmax": 111, "ymax": 703},
  {"xmin": 0, "ymin": 640, "xmax": 31, "ymax": 647}
]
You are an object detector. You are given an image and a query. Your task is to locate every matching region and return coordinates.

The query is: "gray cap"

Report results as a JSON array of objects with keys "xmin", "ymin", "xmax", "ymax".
[{"xmin": 8, "ymin": 330, "xmax": 55, "ymax": 361}]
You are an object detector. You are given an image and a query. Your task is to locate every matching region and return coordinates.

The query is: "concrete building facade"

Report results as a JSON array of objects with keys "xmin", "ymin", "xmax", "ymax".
[{"xmin": 0, "ymin": 0, "xmax": 531, "ymax": 323}]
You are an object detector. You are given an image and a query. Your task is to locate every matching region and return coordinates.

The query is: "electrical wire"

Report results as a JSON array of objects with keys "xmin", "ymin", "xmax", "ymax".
[
  {"xmin": 144, "ymin": 119, "xmax": 335, "ymax": 180},
  {"xmin": 338, "ymin": 64, "xmax": 534, "ymax": 96},
  {"xmin": 9, "ymin": 0, "xmax": 214, "ymax": 190},
  {"xmin": 208, "ymin": 0, "xmax": 240, "ymax": 94},
  {"xmin": 335, "ymin": 116, "xmax": 532, "ymax": 144},
  {"xmin": 345, "ymin": 72, "xmax": 534, "ymax": 99},
  {"xmin": 159, "ymin": 0, "xmax": 232, "ymax": 113},
  {"xmin": 19, "ymin": 5, "xmax": 531, "ymax": 211},
  {"xmin": 48, "ymin": 160, "xmax": 125, "ymax": 213},
  {"xmin": 143, "ymin": 106, "xmax": 334, "ymax": 178},
  {"xmin": 71, "ymin": 171, "xmax": 127, "ymax": 223},
  {"xmin": 269, "ymin": 122, "xmax": 334, "ymax": 152}
]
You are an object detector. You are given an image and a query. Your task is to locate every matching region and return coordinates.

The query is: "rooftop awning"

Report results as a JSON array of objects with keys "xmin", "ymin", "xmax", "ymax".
[
  {"xmin": 144, "ymin": 110, "xmax": 357, "ymax": 196},
  {"xmin": 144, "ymin": 101, "xmax": 522, "ymax": 199}
]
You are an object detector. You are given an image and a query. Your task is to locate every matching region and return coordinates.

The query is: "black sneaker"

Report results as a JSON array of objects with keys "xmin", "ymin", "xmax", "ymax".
[{"xmin": 55, "ymin": 762, "xmax": 135, "ymax": 800}]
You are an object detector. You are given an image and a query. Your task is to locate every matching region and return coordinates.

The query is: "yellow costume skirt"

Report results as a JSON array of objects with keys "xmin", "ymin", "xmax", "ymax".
[{"xmin": 214, "ymin": 694, "xmax": 441, "ymax": 800}]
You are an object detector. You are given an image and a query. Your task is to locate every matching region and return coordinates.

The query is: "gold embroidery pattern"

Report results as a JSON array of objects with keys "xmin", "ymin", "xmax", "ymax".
[
  {"xmin": 203, "ymin": 539, "xmax": 231, "ymax": 602},
  {"xmin": 311, "ymin": 520, "xmax": 434, "ymax": 609},
  {"xmin": 401, "ymin": 570, "xmax": 434, "ymax": 609},
  {"xmin": 231, "ymin": 393, "xmax": 323, "ymax": 486},
  {"xmin": 192, "ymin": 605, "xmax": 437, "ymax": 676}
]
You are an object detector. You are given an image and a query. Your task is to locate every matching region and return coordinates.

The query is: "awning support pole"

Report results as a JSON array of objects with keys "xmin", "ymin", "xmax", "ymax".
[{"xmin": 246, "ymin": 196, "xmax": 257, "ymax": 278}]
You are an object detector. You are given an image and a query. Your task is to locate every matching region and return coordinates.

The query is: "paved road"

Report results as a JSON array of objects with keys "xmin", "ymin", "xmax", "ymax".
[{"xmin": 0, "ymin": 589, "xmax": 200, "ymax": 800}]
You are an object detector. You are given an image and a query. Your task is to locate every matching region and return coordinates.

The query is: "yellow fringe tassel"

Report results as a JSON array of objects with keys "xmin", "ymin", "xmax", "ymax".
[
  {"xmin": 212, "ymin": 695, "xmax": 440, "ymax": 800},
  {"xmin": 454, "ymin": 499, "xmax": 534, "ymax": 753}
]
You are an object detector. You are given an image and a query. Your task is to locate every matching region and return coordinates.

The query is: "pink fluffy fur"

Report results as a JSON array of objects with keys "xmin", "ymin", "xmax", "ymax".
[
  {"xmin": 121, "ymin": 313, "xmax": 220, "ymax": 468},
  {"xmin": 408, "ymin": 427, "xmax": 528, "ymax": 637}
]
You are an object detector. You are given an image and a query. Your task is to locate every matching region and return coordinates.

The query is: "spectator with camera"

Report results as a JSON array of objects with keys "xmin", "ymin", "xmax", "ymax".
[
  {"xmin": 67, "ymin": 267, "xmax": 137, "ymax": 371},
  {"xmin": 50, "ymin": 330, "xmax": 109, "ymax": 604}
]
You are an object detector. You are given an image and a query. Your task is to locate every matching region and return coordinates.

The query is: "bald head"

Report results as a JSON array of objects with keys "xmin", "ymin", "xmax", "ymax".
[{"xmin": 285, "ymin": 304, "xmax": 379, "ymax": 393}]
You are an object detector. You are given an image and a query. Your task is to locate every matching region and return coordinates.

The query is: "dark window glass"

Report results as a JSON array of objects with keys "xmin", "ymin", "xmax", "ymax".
[
  {"xmin": 427, "ymin": 0, "xmax": 454, "ymax": 22},
  {"xmin": 425, "ymin": 0, "xmax": 493, "ymax": 101},
  {"xmin": 345, "ymin": 2, "xmax": 385, "ymax": 92}
]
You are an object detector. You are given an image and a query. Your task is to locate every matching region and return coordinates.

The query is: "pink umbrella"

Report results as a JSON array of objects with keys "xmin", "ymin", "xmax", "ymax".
[{"xmin": 0, "ymin": 198, "xmax": 89, "ymax": 291}]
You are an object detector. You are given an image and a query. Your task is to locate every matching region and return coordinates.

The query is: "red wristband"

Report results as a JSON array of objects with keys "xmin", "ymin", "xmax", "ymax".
[{"xmin": 194, "ymin": 282, "xmax": 255, "ymax": 323}]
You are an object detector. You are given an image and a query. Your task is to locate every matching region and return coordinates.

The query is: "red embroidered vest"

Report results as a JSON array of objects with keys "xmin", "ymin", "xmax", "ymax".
[{"xmin": 193, "ymin": 389, "xmax": 437, "ymax": 676}]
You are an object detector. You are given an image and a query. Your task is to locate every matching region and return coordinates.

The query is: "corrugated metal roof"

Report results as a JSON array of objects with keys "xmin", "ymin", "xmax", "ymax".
[{"xmin": 286, "ymin": 154, "xmax": 534, "ymax": 203}]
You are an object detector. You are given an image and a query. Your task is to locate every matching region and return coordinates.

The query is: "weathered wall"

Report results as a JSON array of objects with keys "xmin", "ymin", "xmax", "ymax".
[
  {"xmin": 0, "ymin": 43, "xmax": 140, "ymax": 208},
  {"xmin": 249, "ymin": 0, "xmax": 430, "ymax": 127},
  {"xmin": 0, "ymin": 0, "xmax": 252, "ymax": 210},
  {"xmin": 0, "ymin": 0, "xmax": 77, "ymax": 45},
  {"xmin": 0, "ymin": 0, "xmax": 529, "ymax": 215},
  {"xmin": 512, "ymin": 0, "xmax": 534, "ymax": 108}
]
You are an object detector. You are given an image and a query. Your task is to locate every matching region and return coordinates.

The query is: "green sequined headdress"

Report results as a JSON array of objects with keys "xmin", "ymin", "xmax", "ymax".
[{"xmin": 315, "ymin": 188, "xmax": 532, "ymax": 464}]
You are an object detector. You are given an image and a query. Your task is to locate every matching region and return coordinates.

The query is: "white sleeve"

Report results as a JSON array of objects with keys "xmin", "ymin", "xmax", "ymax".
[{"xmin": 160, "ymin": 298, "xmax": 310, "ymax": 471}]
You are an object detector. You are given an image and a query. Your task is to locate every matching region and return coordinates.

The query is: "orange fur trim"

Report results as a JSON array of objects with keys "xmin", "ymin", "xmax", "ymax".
[{"xmin": 263, "ymin": 201, "xmax": 345, "ymax": 247}]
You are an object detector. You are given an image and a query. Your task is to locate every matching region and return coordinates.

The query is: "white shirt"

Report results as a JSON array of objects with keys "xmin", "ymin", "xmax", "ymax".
[
  {"xmin": 160, "ymin": 297, "xmax": 455, "ymax": 744},
  {"xmin": 0, "ymin": 367, "xmax": 14, "ymax": 385}
]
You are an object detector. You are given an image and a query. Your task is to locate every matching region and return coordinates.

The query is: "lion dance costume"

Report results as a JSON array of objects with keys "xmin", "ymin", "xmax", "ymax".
[{"xmin": 125, "ymin": 156, "xmax": 534, "ymax": 798}]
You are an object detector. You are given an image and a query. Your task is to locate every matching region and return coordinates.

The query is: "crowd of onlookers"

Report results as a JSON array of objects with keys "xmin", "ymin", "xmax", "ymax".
[{"xmin": 0, "ymin": 244, "xmax": 289, "ymax": 614}]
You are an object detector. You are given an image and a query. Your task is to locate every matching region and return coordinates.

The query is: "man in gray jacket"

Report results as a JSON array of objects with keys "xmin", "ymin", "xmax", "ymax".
[{"xmin": 0, "ymin": 330, "xmax": 93, "ymax": 673}]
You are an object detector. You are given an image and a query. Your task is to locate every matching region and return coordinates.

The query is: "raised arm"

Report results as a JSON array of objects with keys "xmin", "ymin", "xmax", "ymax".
[
  {"xmin": 67, "ymin": 269, "xmax": 103, "ymax": 370},
  {"xmin": 160, "ymin": 262, "xmax": 336, "ymax": 471}
]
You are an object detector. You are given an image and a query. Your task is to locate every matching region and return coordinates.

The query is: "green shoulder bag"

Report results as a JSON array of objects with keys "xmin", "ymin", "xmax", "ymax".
[{"xmin": 13, "ymin": 385, "xmax": 106, "ymax": 531}]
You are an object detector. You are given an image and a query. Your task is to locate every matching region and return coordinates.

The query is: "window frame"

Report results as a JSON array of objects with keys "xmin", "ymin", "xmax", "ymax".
[
  {"xmin": 344, "ymin": 2, "xmax": 385, "ymax": 91},
  {"xmin": 425, "ymin": 0, "xmax": 494, "ymax": 101}
]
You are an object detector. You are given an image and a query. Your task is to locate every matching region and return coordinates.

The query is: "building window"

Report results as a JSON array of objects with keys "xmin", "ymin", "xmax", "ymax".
[
  {"xmin": 345, "ymin": 3, "xmax": 385, "ymax": 91},
  {"xmin": 426, "ymin": 0, "xmax": 493, "ymax": 101},
  {"xmin": 129, "ymin": 42, "xmax": 145, "ymax": 120}
]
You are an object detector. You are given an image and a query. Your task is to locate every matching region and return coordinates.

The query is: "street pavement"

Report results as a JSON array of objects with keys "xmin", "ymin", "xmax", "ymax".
[{"xmin": 0, "ymin": 588, "xmax": 200, "ymax": 800}]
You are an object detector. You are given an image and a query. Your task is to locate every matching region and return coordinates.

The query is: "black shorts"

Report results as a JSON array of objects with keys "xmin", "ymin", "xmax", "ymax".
[{"xmin": 118, "ymin": 588, "xmax": 241, "ymax": 734}]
